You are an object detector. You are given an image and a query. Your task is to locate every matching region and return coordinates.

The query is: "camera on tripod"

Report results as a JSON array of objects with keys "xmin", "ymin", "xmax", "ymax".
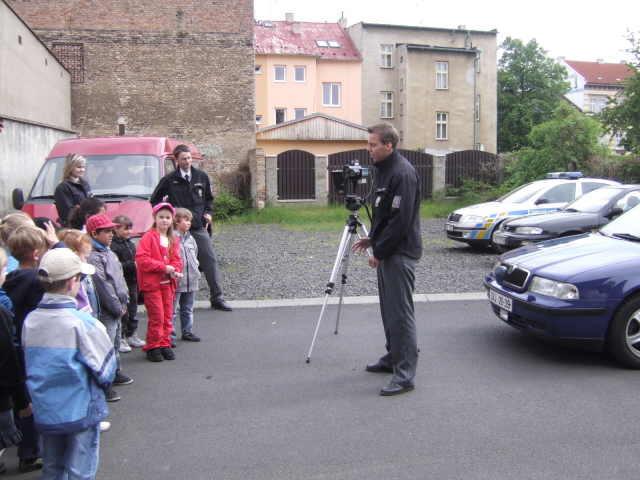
[{"xmin": 331, "ymin": 159, "xmax": 370, "ymax": 196}]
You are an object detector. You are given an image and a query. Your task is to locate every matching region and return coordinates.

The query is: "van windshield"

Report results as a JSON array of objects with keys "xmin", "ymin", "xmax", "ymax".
[{"xmin": 30, "ymin": 154, "xmax": 162, "ymax": 199}]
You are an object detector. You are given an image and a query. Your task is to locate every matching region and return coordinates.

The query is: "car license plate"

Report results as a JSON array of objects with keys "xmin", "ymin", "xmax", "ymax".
[
  {"xmin": 489, "ymin": 289, "xmax": 513, "ymax": 312},
  {"xmin": 492, "ymin": 233, "xmax": 507, "ymax": 245},
  {"xmin": 445, "ymin": 224, "xmax": 454, "ymax": 231}
]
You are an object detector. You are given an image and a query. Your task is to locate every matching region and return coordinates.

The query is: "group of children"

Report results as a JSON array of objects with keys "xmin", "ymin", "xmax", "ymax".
[{"xmin": 0, "ymin": 202, "xmax": 202, "ymax": 478}]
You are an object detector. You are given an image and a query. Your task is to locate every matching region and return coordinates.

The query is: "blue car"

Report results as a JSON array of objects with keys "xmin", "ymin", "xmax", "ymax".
[{"xmin": 484, "ymin": 203, "xmax": 640, "ymax": 368}]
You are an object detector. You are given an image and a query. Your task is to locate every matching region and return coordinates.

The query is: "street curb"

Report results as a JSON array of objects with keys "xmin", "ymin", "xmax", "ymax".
[{"xmin": 137, "ymin": 292, "xmax": 488, "ymax": 312}]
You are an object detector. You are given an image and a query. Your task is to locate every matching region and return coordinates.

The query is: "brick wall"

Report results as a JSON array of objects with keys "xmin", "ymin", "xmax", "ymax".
[{"xmin": 7, "ymin": 0, "xmax": 256, "ymax": 193}]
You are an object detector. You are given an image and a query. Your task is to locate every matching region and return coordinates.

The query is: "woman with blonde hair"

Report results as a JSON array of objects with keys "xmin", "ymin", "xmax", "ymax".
[{"xmin": 53, "ymin": 153, "xmax": 93, "ymax": 227}]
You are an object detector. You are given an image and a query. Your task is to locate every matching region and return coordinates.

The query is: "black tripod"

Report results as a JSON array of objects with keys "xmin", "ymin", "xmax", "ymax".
[{"xmin": 306, "ymin": 209, "xmax": 370, "ymax": 363}]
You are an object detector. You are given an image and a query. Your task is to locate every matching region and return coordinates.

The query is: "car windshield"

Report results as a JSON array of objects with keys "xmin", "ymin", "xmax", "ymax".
[
  {"xmin": 600, "ymin": 203, "xmax": 640, "ymax": 237},
  {"xmin": 29, "ymin": 154, "xmax": 162, "ymax": 199},
  {"xmin": 497, "ymin": 181, "xmax": 547, "ymax": 203},
  {"xmin": 562, "ymin": 187, "xmax": 621, "ymax": 213}
]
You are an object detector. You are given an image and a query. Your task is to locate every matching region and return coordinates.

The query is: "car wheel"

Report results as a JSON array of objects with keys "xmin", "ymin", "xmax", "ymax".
[
  {"xmin": 490, "ymin": 226, "xmax": 508, "ymax": 254},
  {"xmin": 605, "ymin": 294, "xmax": 640, "ymax": 369}
]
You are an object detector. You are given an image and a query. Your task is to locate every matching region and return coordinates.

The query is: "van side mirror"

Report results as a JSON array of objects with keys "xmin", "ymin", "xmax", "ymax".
[{"xmin": 12, "ymin": 188, "xmax": 25, "ymax": 210}]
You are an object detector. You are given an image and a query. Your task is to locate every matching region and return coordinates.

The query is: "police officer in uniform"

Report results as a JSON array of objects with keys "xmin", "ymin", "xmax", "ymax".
[
  {"xmin": 150, "ymin": 144, "xmax": 232, "ymax": 311},
  {"xmin": 352, "ymin": 124, "xmax": 422, "ymax": 396}
]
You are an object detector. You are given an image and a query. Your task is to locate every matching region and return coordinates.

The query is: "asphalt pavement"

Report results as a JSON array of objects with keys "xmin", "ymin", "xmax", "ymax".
[{"xmin": 2, "ymin": 295, "xmax": 640, "ymax": 479}]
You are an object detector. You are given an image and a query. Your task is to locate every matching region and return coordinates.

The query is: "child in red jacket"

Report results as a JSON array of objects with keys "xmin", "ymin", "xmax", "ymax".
[{"xmin": 136, "ymin": 203, "xmax": 182, "ymax": 362}]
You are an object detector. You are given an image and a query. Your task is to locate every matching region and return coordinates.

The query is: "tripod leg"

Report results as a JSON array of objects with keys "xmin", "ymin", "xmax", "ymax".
[
  {"xmin": 334, "ymin": 232, "xmax": 357, "ymax": 334},
  {"xmin": 306, "ymin": 225, "xmax": 352, "ymax": 362}
]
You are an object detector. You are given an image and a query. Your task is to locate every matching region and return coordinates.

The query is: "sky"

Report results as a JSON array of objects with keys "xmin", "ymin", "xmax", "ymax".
[{"xmin": 254, "ymin": 0, "xmax": 639, "ymax": 64}]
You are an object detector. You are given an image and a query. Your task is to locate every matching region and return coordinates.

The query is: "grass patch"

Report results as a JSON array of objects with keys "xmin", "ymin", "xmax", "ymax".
[{"xmin": 223, "ymin": 199, "xmax": 472, "ymax": 231}]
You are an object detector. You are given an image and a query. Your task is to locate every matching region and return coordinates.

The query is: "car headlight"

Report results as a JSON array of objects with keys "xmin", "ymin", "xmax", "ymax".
[
  {"xmin": 460, "ymin": 215, "xmax": 485, "ymax": 224},
  {"xmin": 529, "ymin": 276, "xmax": 579, "ymax": 299},
  {"xmin": 514, "ymin": 227, "xmax": 544, "ymax": 235}
]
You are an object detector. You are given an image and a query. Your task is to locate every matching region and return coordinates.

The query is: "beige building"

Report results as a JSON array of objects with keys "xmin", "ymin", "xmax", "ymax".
[
  {"xmin": 0, "ymin": 0, "xmax": 74, "ymax": 214},
  {"xmin": 254, "ymin": 14, "xmax": 362, "ymax": 128},
  {"xmin": 559, "ymin": 58, "xmax": 635, "ymax": 154},
  {"xmin": 347, "ymin": 23, "xmax": 497, "ymax": 154}
]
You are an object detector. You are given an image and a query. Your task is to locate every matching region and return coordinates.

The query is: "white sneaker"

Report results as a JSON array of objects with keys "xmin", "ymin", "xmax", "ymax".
[
  {"xmin": 126, "ymin": 334, "xmax": 146, "ymax": 347},
  {"xmin": 99, "ymin": 422, "xmax": 111, "ymax": 433},
  {"xmin": 118, "ymin": 338, "xmax": 131, "ymax": 353}
]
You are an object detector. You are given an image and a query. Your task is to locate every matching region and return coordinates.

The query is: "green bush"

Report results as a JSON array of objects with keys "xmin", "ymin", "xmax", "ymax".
[{"xmin": 212, "ymin": 190, "xmax": 251, "ymax": 222}]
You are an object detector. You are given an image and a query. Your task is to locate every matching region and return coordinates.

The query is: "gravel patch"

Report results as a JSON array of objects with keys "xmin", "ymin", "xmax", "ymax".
[{"xmin": 195, "ymin": 219, "xmax": 498, "ymax": 302}]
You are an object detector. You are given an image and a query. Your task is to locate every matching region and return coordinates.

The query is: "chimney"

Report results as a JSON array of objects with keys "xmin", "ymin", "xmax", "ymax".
[
  {"xmin": 458, "ymin": 25, "xmax": 466, "ymax": 30},
  {"xmin": 285, "ymin": 12, "xmax": 294, "ymax": 23},
  {"xmin": 339, "ymin": 17, "xmax": 347, "ymax": 28},
  {"xmin": 292, "ymin": 22, "xmax": 300, "ymax": 34},
  {"xmin": 597, "ymin": 58, "xmax": 604, "ymax": 64}
]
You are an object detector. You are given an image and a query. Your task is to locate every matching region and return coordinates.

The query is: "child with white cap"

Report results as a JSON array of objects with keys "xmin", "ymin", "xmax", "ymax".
[{"xmin": 22, "ymin": 248, "xmax": 116, "ymax": 479}]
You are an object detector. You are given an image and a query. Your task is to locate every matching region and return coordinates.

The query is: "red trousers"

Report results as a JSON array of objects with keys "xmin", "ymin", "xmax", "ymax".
[{"xmin": 142, "ymin": 283, "xmax": 174, "ymax": 350}]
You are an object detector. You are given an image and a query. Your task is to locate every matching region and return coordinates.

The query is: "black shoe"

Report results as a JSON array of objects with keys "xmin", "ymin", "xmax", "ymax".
[
  {"xmin": 182, "ymin": 330, "xmax": 201, "ymax": 342},
  {"xmin": 380, "ymin": 382, "xmax": 415, "ymax": 396},
  {"xmin": 112, "ymin": 372, "xmax": 133, "ymax": 385},
  {"xmin": 146, "ymin": 348, "xmax": 164, "ymax": 362},
  {"xmin": 366, "ymin": 362, "xmax": 393, "ymax": 373},
  {"xmin": 160, "ymin": 346, "xmax": 176, "ymax": 360},
  {"xmin": 210, "ymin": 299, "xmax": 233, "ymax": 311},
  {"xmin": 105, "ymin": 387, "xmax": 120, "ymax": 402},
  {"xmin": 18, "ymin": 458, "xmax": 43, "ymax": 473}
]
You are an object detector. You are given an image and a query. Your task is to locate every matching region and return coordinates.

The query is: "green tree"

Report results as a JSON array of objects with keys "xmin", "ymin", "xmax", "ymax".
[
  {"xmin": 507, "ymin": 103, "xmax": 608, "ymax": 185},
  {"xmin": 600, "ymin": 31, "xmax": 640, "ymax": 154},
  {"xmin": 498, "ymin": 37, "xmax": 570, "ymax": 153}
]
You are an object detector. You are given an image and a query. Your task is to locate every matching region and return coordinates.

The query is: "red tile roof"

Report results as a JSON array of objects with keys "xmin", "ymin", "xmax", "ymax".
[
  {"xmin": 254, "ymin": 20, "xmax": 361, "ymax": 61},
  {"xmin": 564, "ymin": 60, "xmax": 635, "ymax": 85}
]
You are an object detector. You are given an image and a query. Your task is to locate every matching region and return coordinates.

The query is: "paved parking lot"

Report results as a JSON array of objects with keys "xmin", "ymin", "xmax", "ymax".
[{"xmin": 3, "ymin": 297, "xmax": 639, "ymax": 479}]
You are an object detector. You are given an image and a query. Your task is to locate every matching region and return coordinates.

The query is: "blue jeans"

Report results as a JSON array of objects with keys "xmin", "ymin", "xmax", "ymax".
[
  {"xmin": 171, "ymin": 291, "xmax": 195, "ymax": 338},
  {"xmin": 41, "ymin": 423, "xmax": 100, "ymax": 480},
  {"xmin": 98, "ymin": 313, "xmax": 121, "ymax": 372}
]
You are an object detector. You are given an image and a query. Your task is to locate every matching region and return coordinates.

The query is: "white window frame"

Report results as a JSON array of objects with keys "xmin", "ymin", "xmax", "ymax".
[
  {"xmin": 274, "ymin": 65, "xmax": 286, "ymax": 82},
  {"xmin": 436, "ymin": 112, "xmax": 448, "ymax": 140},
  {"xmin": 294, "ymin": 66, "xmax": 306, "ymax": 83},
  {"xmin": 294, "ymin": 108, "xmax": 306, "ymax": 120},
  {"xmin": 380, "ymin": 92, "xmax": 393, "ymax": 118},
  {"xmin": 322, "ymin": 83, "xmax": 340, "ymax": 107},
  {"xmin": 275, "ymin": 108, "xmax": 286, "ymax": 124},
  {"xmin": 436, "ymin": 62, "xmax": 448, "ymax": 89},
  {"xmin": 255, "ymin": 65, "xmax": 262, "ymax": 74},
  {"xmin": 255, "ymin": 115, "xmax": 262, "ymax": 126},
  {"xmin": 380, "ymin": 45, "xmax": 392, "ymax": 68}
]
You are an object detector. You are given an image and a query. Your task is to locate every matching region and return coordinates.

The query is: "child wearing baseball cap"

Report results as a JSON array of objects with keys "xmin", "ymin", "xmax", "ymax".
[
  {"xmin": 22, "ymin": 248, "xmax": 116, "ymax": 479},
  {"xmin": 86, "ymin": 214, "xmax": 133, "ymax": 401}
]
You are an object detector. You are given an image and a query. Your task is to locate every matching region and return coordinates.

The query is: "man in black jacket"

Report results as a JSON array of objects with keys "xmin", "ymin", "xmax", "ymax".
[
  {"xmin": 150, "ymin": 145, "xmax": 232, "ymax": 311},
  {"xmin": 352, "ymin": 124, "xmax": 422, "ymax": 396}
]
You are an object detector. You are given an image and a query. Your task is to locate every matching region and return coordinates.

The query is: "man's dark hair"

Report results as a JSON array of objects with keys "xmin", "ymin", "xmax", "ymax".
[
  {"xmin": 173, "ymin": 144, "xmax": 191, "ymax": 159},
  {"xmin": 367, "ymin": 123, "xmax": 399, "ymax": 149}
]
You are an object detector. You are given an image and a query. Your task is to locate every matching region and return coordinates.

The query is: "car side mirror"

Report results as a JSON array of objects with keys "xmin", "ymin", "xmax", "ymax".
[
  {"xmin": 12, "ymin": 188, "xmax": 24, "ymax": 210},
  {"xmin": 536, "ymin": 197, "xmax": 549, "ymax": 205},
  {"xmin": 607, "ymin": 207, "xmax": 624, "ymax": 219}
]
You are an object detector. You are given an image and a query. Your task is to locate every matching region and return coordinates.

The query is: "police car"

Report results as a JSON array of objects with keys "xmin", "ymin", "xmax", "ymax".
[{"xmin": 444, "ymin": 172, "xmax": 620, "ymax": 252}]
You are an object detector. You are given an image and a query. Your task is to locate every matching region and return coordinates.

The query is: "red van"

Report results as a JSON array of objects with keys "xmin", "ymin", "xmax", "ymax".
[{"xmin": 12, "ymin": 136, "xmax": 202, "ymax": 238}]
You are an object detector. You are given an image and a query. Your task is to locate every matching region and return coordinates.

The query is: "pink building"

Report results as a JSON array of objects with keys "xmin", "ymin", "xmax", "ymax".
[{"xmin": 254, "ymin": 14, "xmax": 362, "ymax": 129}]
